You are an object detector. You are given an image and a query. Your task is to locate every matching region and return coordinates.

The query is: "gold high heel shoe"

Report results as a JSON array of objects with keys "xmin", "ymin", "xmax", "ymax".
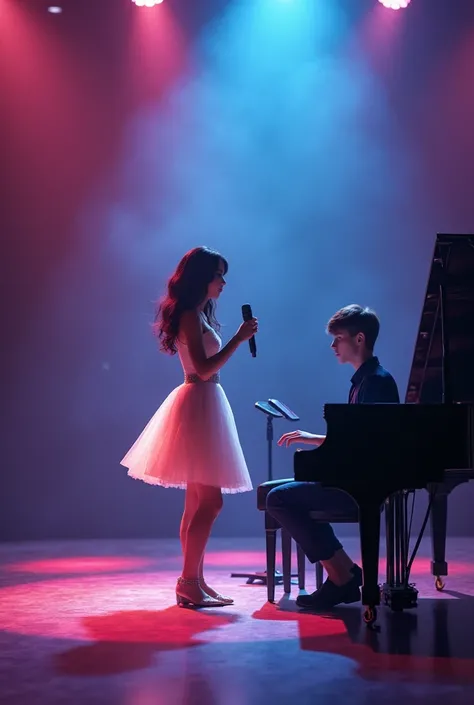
[
  {"xmin": 175, "ymin": 577, "xmax": 225, "ymax": 608},
  {"xmin": 199, "ymin": 582, "xmax": 234, "ymax": 605}
]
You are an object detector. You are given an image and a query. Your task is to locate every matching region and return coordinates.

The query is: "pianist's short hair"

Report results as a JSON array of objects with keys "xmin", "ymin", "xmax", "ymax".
[{"xmin": 326, "ymin": 304, "xmax": 380, "ymax": 351}]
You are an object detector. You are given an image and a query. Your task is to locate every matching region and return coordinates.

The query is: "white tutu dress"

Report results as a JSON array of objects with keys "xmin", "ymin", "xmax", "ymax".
[{"xmin": 120, "ymin": 323, "xmax": 253, "ymax": 494}]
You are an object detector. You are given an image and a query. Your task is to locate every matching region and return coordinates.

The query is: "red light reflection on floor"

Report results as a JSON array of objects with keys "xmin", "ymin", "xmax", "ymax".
[
  {"xmin": 254, "ymin": 601, "xmax": 347, "ymax": 638},
  {"xmin": 201, "ymin": 550, "xmax": 266, "ymax": 567},
  {"xmin": 82, "ymin": 606, "xmax": 238, "ymax": 645},
  {"xmin": 54, "ymin": 609, "xmax": 239, "ymax": 676},
  {"xmin": 5, "ymin": 556, "xmax": 154, "ymax": 574},
  {"xmin": 378, "ymin": 556, "xmax": 471, "ymax": 577},
  {"xmin": 0, "ymin": 573, "xmax": 237, "ymax": 641},
  {"xmin": 5, "ymin": 551, "xmax": 471, "ymax": 579},
  {"xmin": 204, "ymin": 550, "xmax": 473, "ymax": 576},
  {"xmin": 253, "ymin": 603, "xmax": 474, "ymax": 682}
]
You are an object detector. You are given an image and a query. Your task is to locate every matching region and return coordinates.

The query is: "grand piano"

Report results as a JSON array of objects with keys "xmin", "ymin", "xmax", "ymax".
[{"xmin": 294, "ymin": 233, "xmax": 474, "ymax": 626}]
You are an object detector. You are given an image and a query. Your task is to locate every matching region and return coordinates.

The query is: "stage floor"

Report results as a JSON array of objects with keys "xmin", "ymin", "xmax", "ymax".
[{"xmin": 1, "ymin": 536, "xmax": 473, "ymax": 705}]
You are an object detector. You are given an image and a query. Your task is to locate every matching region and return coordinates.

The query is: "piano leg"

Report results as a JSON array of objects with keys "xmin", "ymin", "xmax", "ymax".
[
  {"xmin": 429, "ymin": 483, "xmax": 448, "ymax": 590},
  {"xmin": 384, "ymin": 496, "xmax": 394, "ymax": 587},
  {"xmin": 358, "ymin": 500, "xmax": 382, "ymax": 626},
  {"xmin": 428, "ymin": 475, "xmax": 473, "ymax": 590}
]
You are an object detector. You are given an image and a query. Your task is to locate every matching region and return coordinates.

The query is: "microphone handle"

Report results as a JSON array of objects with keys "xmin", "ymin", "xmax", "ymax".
[
  {"xmin": 248, "ymin": 335, "xmax": 256, "ymax": 357},
  {"xmin": 241, "ymin": 303, "xmax": 257, "ymax": 358}
]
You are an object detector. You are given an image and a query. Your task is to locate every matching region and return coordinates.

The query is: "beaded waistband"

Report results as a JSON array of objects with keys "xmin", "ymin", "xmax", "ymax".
[{"xmin": 185, "ymin": 373, "xmax": 220, "ymax": 384}]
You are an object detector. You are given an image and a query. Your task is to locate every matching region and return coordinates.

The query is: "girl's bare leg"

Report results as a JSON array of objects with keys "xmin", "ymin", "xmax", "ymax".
[
  {"xmin": 193, "ymin": 489, "xmax": 233, "ymax": 603},
  {"xmin": 177, "ymin": 484, "xmax": 223, "ymax": 603},
  {"xmin": 180, "ymin": 485, "xmax": 198, "ymax": 557},
  {"xmin": 181, "ymin": 485, "xmax": 230, "ymax": 600}
]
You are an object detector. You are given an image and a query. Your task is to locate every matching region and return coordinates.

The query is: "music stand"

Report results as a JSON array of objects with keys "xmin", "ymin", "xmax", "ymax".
[{"xmin": 230, "ymin": 398, "xmax": 300, "ymax": 585}]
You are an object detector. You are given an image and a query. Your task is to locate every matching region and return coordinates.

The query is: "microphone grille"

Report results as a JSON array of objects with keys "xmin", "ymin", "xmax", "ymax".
[{"xmin": 241, "ymin": 304, "xmax": 252, "ymax": 320}]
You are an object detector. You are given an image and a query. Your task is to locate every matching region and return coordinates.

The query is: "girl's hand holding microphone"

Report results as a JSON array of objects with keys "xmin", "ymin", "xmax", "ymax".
[{"xmin": 236, "ymin": 317, "xmax": 258, "ymax": 342}]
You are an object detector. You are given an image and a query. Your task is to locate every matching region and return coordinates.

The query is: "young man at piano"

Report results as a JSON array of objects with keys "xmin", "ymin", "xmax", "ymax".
[{"xmin": 266, "ymin": 304, "xmax": 400, "ymax": 609}]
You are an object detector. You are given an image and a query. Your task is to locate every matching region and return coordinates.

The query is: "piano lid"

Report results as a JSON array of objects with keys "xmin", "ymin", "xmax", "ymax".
[{"xmin": 406, "ymin": 233, "xmax": 474, "ymax": 405}]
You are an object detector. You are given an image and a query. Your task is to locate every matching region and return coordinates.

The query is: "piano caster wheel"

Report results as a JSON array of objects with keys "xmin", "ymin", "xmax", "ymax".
[
  {"xmin": 435, "ymin": 576, "xmax": 445, "ymax": 591},
  {"xmin": 363, "ymin": 606, "xmax": 377, "ymax": 627}
]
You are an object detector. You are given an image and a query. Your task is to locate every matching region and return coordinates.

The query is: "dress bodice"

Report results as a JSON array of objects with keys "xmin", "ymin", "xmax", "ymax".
[{"xmin": 177, "ymin": 322, "xmax": 221, "ymax": 375}]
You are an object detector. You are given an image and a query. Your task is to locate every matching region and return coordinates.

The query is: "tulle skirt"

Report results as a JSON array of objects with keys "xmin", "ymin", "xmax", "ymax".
[{"xmin": 120, "ymin": 381, "xmax": 253, "ymax": 493}]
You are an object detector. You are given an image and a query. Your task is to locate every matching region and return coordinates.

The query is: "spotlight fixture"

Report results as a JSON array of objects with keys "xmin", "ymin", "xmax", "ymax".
[
  {"xmin": 378, "ymin": 0, "xmax": 411, "ymax": 8},
  {"xmin": 131, "ymin": 0, "xmax": 164, "ymax": 6},
  {"xmin": 47, "ymin": 6, "xmax": 63, "ymax": 12}
]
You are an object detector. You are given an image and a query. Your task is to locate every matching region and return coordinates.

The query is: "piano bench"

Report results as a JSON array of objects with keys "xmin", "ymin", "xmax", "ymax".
[{"xmin": 257, "ymin": 479, "xmax": 358, "ymax": 602}]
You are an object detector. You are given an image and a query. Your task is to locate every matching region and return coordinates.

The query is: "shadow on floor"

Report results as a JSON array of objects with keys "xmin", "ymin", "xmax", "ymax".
[{"xmin": 253, "ymin": 590, "xmax": 474, "ymax": 682}]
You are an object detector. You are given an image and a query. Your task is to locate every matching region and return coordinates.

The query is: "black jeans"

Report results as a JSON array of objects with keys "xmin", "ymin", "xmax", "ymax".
[{"xmin": 266, "ymin": 481, "xmax": 358, "ymax": 563}]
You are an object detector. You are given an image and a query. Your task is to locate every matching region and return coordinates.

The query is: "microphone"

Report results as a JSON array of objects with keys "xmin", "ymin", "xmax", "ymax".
[{"xmin": 241, "ymin": 304, "xmax": 257, "ymax": 358}]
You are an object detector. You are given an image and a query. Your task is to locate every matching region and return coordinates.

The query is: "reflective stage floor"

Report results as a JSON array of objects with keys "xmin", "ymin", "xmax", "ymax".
[{"xmin": 1, "ymin": 536, "xmax": 473, "ymax": 705}]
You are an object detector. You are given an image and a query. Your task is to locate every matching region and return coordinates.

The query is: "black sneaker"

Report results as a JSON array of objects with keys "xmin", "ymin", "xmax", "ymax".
[{"xmin": 296, "ymin": 564, "xmax": 363, "ymax": 610}]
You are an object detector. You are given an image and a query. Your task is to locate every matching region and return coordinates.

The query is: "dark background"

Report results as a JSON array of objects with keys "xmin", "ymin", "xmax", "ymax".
[{"xmin": 2, "ymin": 0, "xmax": 474, "ymax": 540}]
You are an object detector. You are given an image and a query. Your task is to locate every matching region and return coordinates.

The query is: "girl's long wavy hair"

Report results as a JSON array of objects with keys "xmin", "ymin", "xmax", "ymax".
[{"xmin": 154, "ymin": 246, "xmax": 228, "ymax": 355}]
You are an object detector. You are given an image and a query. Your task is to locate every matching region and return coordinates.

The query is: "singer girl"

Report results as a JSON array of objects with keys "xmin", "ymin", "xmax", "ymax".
[{"xmin": 121, "ymin": 246, "xmax": 257, "ymax": 607}]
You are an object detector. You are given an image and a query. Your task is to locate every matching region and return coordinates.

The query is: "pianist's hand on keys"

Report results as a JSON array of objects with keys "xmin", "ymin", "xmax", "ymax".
[{"xmin": 277, "ymin": 430, "xmax": 326, "ymax": 448}]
